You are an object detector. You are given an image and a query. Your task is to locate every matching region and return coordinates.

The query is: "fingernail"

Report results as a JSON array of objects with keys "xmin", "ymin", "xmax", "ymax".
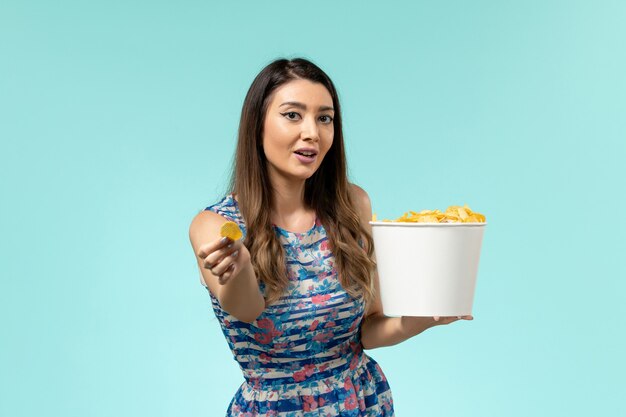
[
  {"xmin": 220, "ymin": 237, "xmax": 229, "ymax": 244},
  {"xmin": 232, "ymin": 250, "xmax": 239, "ymax": 258},
  {"xmin": 227, "ymin": 242, "xmax": 234, "ymax": 249}
]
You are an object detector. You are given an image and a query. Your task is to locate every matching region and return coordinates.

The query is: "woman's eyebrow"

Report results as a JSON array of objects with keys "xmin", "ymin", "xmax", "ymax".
[{"xmin": 279, "ymin": 101, "xmax": 334, "ymax": 112}]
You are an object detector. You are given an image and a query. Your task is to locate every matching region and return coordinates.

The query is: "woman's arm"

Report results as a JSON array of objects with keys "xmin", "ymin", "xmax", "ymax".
[
  {"xmin": 350, "ymin": 184, "xmax": 471, "ymax": 349},
  {"xmin": 189, "ymin": 210, "xmax": 265, "ymax": 323},
  {"xmin": 361, "ymin": 313, "xmax": 438, "ymax": 349}
]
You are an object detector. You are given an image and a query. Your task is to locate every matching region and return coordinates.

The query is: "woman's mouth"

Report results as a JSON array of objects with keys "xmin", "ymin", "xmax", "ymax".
[{"xmin": 293, "ymin": 151, "xmax": 317, "ymax": 164}]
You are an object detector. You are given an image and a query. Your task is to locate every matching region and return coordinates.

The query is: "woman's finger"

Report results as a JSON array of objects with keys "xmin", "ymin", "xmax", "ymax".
[
  {"xmin": 203, "ymin": 258, "xmax": 216, "ymax": 269},
  {"xmin": 218, "ymin": 273, "xmax": 229, "ymax": 285},
  {"xmin": 203, "ymin": 241, "xmax": 239, "ymax": 270},
  {"xmin": 217, "ymin": 248, "xmax": 240, "ymax": 272},
  {"xmin": 433, "ymin": 316, "xmax": 468, "ymax": 325},
  {"xmin": 197, "ymin": 236, "xmax": 232, "ymax": 259},
  {"xmin": 212, "ymin": 240, "xmax": 239, "ymax": 264},
  {"xmin": 217, "ymin": 269, "xmax": 228, "ymax": 285},
  {"xmin": 212, "ymin": 259, "xmax": 228, "ymax": 277},
  {"xmin": 218, "ymin": 264, "xmax": 236, "ymax": 285}
]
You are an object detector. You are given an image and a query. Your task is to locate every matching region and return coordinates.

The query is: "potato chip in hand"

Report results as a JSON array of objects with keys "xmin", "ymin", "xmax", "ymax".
[{"xmin": 220, "ymin": 221, "xmax": 243, "ymax": 241}]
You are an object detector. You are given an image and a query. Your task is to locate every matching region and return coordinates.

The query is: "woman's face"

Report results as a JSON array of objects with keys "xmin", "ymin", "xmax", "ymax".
[{"xmin": 262, "ymin": 79, "xmax": 335, "ymax": 184}]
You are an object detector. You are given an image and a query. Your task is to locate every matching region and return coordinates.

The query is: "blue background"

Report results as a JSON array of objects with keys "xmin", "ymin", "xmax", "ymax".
[{"xmin": 2, "ymin": 1, "xmax": 625, "ymax": 416}]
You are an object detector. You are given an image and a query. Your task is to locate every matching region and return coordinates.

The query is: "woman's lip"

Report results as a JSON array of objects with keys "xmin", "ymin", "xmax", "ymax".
[{"xmin": 293, "ymin": 152, "xmax": 317, "ymax": 164}]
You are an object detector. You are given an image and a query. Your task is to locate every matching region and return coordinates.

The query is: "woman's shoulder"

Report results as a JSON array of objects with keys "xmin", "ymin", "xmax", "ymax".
[
  {"xmin": 189, "ymin": 194, "xmax": 239, "ymax": 234},
  {"xmin": 348, "ymin": 183, "xmax": 372, "ymax": 214},
  {"xmin": 189, "ymin": 207, "xmax": 228, "ymax": 241}
]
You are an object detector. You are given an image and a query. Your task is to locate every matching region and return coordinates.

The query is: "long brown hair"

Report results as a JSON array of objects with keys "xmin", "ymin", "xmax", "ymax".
[{"xmin": 227, "ymin": 57, "xmax": 376, "ymax": 307}]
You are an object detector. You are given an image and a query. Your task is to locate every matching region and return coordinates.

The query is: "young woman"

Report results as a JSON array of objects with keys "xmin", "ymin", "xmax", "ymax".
[{"xmin": 189, "ymin": 57, "xmax": 472, "ymax": 416}]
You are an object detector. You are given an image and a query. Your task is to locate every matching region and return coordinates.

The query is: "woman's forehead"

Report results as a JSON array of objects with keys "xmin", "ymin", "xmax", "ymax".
[{"xmin": 270, "ymin": 79, "xmax": 333, "ymax": 108}]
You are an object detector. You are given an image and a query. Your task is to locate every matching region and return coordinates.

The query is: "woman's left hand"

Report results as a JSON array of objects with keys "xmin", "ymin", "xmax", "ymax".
[
  {"xmin": 399, "ymin": 315, "xmax": 474, "ymax": 336},
  {"xmin": 431, "ymin": 315, "xmax": 474, "ymax": 325}
]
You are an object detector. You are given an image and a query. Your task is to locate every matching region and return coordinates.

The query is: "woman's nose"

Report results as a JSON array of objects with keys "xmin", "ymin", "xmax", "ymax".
[{"xmin": 301, "ymin": 116, "xmax": 320, "ymax": 141}]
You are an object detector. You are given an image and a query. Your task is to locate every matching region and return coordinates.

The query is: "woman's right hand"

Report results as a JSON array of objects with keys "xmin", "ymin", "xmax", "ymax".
[{"xmin": 196, "ymin": 236, "xmax": 251, "ymax": 285}]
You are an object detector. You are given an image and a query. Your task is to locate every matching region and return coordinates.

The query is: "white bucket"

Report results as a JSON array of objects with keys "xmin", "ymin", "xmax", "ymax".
[{"xmin": 370, "ymin": 222, "xmax": 486, "ymax": 317}]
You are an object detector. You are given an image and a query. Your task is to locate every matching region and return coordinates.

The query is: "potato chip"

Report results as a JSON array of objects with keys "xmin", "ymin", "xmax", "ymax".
[
  {"xmin": 372, "ymin": 205, "xmax": 486, "ymax": 223},
  {"xmin": 220, "ymin": 221, "xmax": 243, "ymax": 241}
]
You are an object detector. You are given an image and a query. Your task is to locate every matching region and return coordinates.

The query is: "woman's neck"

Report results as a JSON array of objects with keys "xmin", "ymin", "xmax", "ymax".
[{"xmin": 268, "ymin": 175, "xmax": 315, "ymax": 228}]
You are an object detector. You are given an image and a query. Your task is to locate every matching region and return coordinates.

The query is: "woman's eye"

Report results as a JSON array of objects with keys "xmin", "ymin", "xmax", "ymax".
[
  {"xmin": 282, "ymin": 112, "xmax": 300, "ymax": 120},
  {"xmin": 319, "ymin": 115, "xmax": 333, "ymax": 124}
]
